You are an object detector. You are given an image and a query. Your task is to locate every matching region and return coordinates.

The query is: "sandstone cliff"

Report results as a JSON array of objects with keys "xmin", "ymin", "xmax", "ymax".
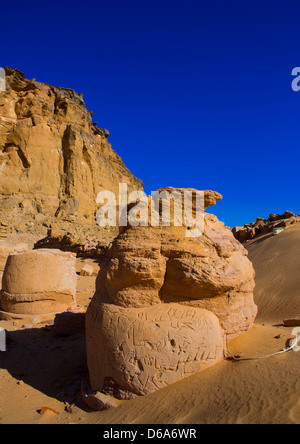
[{"xmin": 0, "ymin": 67, "xmax": 142, "ymax": 242}]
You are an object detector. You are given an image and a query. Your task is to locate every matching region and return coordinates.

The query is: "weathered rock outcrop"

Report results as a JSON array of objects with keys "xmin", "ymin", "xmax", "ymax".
[
  {"xmin": 233, "ymin": 212, "xmax": 298, "ymax": 243},
  {"xmin": 34, "ymin": 222, "xmax": 116, "ymax": 257},
  {"xmin": 86, "ymin": 189, "xmax": 257, "ymax": 403},
  {"xmin": 0, "ymin": 67, "xmax": 142, "ymax": 243},
  {"xmin": 0, "ymin": 249, "xmax": 77, "ymax": 318}
]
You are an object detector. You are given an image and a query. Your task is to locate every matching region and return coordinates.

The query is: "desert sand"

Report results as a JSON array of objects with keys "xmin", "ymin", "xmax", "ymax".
[
  {"xmin": 247, "ymin": 223, "xmax": 300, "ymax": 323},
  {"xmin": 1, "ymin": 225, "xmax": 300, "ymax": 424}
]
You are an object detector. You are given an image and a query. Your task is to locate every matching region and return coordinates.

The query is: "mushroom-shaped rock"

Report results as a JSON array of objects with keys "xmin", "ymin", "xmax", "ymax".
[{"xmin": 85, "ymin": 189, "xmax": 257, "ymax": 405}]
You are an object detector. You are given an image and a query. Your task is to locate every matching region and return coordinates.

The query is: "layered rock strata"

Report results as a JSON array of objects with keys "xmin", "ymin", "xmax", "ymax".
[
  {"xmin": 86, "ymin": 189, "xmax": 257, "ymax": 403},
  {"xmin": 0, "ymin": 67, "xmax": 142, "ymax": 244}
]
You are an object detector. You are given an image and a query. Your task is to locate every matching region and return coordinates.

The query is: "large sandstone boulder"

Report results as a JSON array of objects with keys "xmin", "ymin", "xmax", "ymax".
[
  {"xmin": 0, "ymin": 249, "xmax": 77, "ymax": 317},
  {"xmin": 87, "ymin": 303, "xmax": 224, "ymax": 396},
  {"xmin": 86, "ymin": 189, "xmax": 257, "ymax": 403}
]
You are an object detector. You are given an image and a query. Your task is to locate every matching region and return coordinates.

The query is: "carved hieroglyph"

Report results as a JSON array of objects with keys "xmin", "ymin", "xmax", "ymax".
[{"xmin": 87, "ymin": 302, "xmax": 224, "ymax": 396}]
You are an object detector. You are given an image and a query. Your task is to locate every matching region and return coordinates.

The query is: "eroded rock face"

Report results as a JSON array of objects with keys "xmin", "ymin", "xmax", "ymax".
[
  {"xmin": 87, "ymin": 303, "xmax": 224, "ymax": 396},
  {"xmin": 0, "ymin": 67, "xmax": 142, "ymax": 236},
  {"xmin": 233, "ymin": 212, "xmax": 298, "ymax": 243},
  {"xmin": 0, "ymin": 249, "xmax": 77, "ymax": 316},
  {"xmin": 86, "ymin": 190, "xmax": 257, "ymax": 398}
]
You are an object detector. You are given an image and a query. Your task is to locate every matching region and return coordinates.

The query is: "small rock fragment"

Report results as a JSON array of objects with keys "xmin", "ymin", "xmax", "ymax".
[{"xmin": 80, "ymin": 263, "xmax": 95, "ymax": 277}]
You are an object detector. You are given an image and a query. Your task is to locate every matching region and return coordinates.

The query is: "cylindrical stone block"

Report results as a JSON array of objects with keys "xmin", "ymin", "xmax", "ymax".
[{"xmin": 0, "ymin": 249, "xmax": 77, "ymax": 315}]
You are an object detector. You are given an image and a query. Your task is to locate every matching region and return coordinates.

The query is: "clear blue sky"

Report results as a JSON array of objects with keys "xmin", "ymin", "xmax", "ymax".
[{"xmin": 1, "ymin": 0, "xmax": 299, "ymax": 227}]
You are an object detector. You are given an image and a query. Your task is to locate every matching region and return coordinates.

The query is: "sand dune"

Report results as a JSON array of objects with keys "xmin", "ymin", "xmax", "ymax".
[{"xmin": 247, "ymin": 223, "xmax": 300, "ymax": 323}]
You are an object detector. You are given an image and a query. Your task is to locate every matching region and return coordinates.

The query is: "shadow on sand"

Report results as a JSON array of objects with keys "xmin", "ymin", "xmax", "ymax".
[
  {"xmin": 0, "ymin": 325, "xmax": 89, "ymax": 410},
  {"xmin": 245, "ymin": 233, "xmax": 274, "ymax": 247}
]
